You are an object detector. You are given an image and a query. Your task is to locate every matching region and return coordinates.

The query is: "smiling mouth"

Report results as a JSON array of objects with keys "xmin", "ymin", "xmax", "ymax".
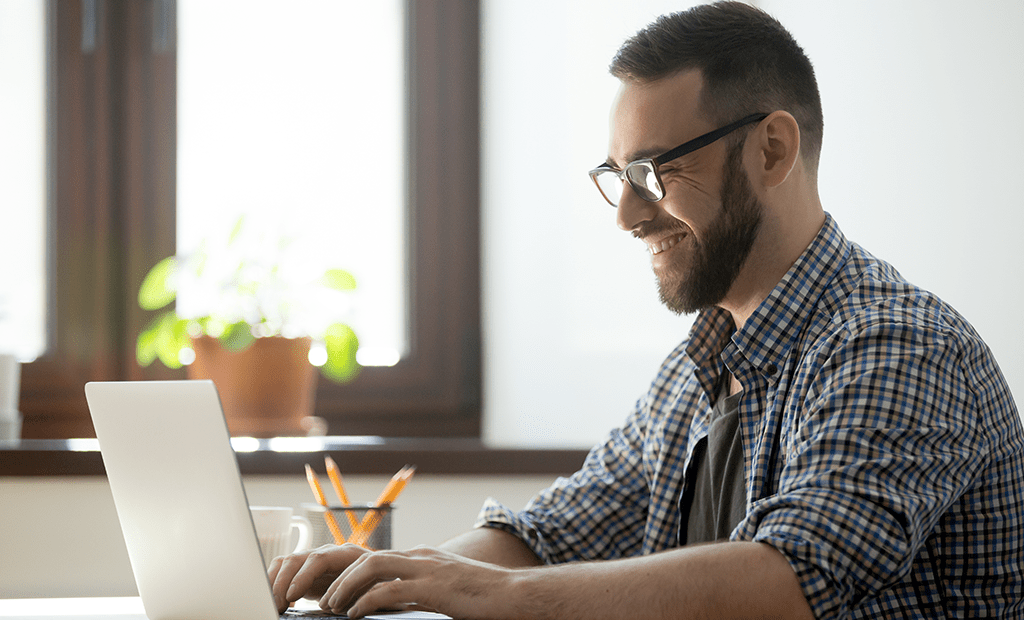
[{"xmin": 647, "ymin": 233, "xmax": 687, "ymax": 255}]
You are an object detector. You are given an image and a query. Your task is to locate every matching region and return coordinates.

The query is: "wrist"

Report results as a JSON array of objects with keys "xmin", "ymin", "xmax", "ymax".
[{"xmin": 503, "ymin": 566, "xmax": 555, "ymax": 620}]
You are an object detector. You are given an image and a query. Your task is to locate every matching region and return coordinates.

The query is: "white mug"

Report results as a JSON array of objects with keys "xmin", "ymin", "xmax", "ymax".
[
  {"xmin": 0, "ymin": 353, "xmax": 20, "ymax": 416},
  {"xmin": 249, "ymin": 506, "xmax": 311, "ymax": 565}
]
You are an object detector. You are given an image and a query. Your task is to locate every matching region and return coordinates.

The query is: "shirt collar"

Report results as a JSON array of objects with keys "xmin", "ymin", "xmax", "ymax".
[{"xmin": 686, "ymin": 212, "xmax": 851, "ymax": 389}]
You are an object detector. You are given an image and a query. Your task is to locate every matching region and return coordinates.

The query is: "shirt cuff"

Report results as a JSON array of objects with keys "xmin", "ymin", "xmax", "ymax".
[
  {"xmin": 474, "ymin": 497, "xmax": 550, "ymax": 563},
  {"xmin": 753, "ymin": 528, "xmax": 852, "ymax": 620}
]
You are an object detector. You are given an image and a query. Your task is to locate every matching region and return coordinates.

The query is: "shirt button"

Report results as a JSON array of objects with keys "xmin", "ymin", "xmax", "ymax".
[{"xmin": 765, "ymin": 363, "xmax": 778, "ymax": 376}]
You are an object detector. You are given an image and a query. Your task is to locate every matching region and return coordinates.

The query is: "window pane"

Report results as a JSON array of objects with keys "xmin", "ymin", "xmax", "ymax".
[
  {"xmin": 177, "ymin": 0, "xmax": 406, "ymax": 366},
  {"xmin": 0, "ymin": 0, "xmax": 47, "ymax": 362}
]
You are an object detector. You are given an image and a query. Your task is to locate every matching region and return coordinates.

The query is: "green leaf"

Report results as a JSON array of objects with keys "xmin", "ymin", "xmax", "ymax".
[
  {"xmin": 320, "ymin": 269, "xmax": 357, "ymax": 291},
  {"xmin": 228, "ymin": 215, "xmax": 245, "ymax": 245},
  {"xmin": 148, "ymin": 312, "xmax": 190, "ymax": 369},
  {"xmin": 136, "ymin": 313, "xmax": 166, "ymax": 367},
  {"xmin": 218, "ymin": 321, "xmax": 256, "ymax": 351},
  {"xmin": 138, "ymin": 257, "xmax": 178, "ymax": 310},
  {"xmin": 321, "ymin": 322, "xmax": 360, "ymax": 382},
  {"xmin": 203, "ymin": 316, "xmax": 228, "ymax": 339},
  {"xmin": 166, "ymin": 316, "xmax": 192, "ymax": 367},
  {"xmin": 137, "ymin": 311, "xmax": 189, "ymax": 369}
]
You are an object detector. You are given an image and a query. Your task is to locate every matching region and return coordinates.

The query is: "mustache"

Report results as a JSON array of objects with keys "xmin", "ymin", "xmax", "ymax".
[{"xmin": 632, "ymin": 220, "xmax": 692, "ymax": 241}]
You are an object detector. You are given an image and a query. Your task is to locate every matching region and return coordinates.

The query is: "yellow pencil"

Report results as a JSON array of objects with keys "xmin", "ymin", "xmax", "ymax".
[
  {"xmin": 378, "ymin": 465, "xmax": 416, "ymax": 505},
  {"xmin": 350, "ymin": 465, "xmax": 415, "ymax": 547},
  {"xmin": 324, "ymin": 456, "xmax": 360, "ymax": 533},
  {"xmin": 305, "ymin": 463, "xmax": 345, "ymax": 545}
]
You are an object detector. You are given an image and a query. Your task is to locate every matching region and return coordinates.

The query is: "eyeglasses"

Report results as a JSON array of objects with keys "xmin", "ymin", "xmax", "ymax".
[{"xmin": 588, "ymin": 113, "xmax": 769, "ymax": 207}]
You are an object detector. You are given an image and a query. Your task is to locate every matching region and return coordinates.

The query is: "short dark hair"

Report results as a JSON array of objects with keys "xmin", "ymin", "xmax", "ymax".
[{"xmin": 610, "ymin": 1, "xmax": 823, "ymax": 173}]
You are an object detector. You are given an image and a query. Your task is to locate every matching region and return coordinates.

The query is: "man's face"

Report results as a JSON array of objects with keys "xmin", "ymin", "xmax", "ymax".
[{"xmin": 607, "ymin": 71, "xmax": 763, "ymax": 315}]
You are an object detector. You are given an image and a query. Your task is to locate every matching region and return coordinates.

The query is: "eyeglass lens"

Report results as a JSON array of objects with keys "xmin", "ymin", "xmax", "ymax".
[
  {"xmin": 592, "ymin": 160, "xmax": 663, "ymax": 207},
  {"xmin": 627, "ymin": 162, "xmax": 663, "ymax": 202}
]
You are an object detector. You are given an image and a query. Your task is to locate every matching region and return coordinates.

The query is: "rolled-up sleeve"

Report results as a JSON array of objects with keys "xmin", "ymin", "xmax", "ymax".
[{"xmin": 475, "ymin": 398, "xmax": 654, "ymax": 564}]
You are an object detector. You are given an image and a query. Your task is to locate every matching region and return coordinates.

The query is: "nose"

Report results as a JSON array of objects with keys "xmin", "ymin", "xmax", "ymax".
[{"xmin": 615, "ymin": 183, "xmax": 658, "ymax": 232}]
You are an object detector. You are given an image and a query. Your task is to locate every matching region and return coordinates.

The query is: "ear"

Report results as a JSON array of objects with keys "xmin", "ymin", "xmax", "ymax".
[{"xmin": 751, "ymin": 110, "xmax": 800, "ymax": 188}]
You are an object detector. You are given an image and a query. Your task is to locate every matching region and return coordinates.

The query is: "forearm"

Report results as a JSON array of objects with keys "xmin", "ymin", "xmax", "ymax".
[
  {"xmin": 509, "ymin": 541, "xmax": 813, "ymax": 620},
  {"xmin": 439, "ymin": 526, "xmax": 543, "ymax": 568}
]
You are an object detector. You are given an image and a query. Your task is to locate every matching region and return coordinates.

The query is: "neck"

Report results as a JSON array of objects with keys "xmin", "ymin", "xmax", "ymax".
[{"xmin": 721, "ymin": 195, "xmax": 824, "ymax": 330}]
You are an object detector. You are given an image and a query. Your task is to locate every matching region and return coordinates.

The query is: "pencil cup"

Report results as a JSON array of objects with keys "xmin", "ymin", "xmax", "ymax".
[
  {"xmin": 249, "ymin": 506, "xmax": 311, "ymax": 565},
  {"xmin": 302, "ymin": 503, "xmax": 393, "ymax": 550}
]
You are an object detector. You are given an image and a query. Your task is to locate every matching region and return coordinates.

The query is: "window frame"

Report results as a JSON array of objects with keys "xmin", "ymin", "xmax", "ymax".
[{"xmin": 19, "ymin": 0, "xmax": 482, "ymax": 440}]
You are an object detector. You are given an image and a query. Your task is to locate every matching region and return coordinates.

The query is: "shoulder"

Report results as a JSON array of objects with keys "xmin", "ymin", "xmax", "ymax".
[
  {"xmin": 820, "ymin": 241, "xmax": 984, "ymax": 355},
  {"xmin": 797, "ymin": 241, "xmax": 1012, "ymax": 423}
]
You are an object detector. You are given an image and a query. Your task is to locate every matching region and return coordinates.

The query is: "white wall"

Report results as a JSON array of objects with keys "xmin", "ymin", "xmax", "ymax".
[
  {"xmin": 0, "ymin": 474, "xmax": 554, "ymax": 598},
  {"xmin": 481, "ymin": 0, "xmax": 1024, "ymax": 448},
  {"xmin": 759, "ymin": 0, "xmax": 1024, "ymax": 419},
  {"xmin": 481, "ymin": 0, "xmax": 706, "ymax": 449}
]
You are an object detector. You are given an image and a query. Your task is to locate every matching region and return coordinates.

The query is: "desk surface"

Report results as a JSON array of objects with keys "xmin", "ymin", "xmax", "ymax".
[
  {"xmin": 0, "ymin": 598, "xmax": 450, "ymax": 620},
  {"xmin": 0, "ymin": 597, "xmax": 147, "ymax": 619}
]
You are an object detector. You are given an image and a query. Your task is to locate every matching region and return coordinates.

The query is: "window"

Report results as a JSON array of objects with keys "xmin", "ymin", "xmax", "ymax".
[
  {"xmin": 176, "ymin": 0, "xmax": 407, "ymax": 366},
  {"xmin": 18, "ymin": 0, "xmax": 481, "ymax": 440},
  {"xmin": 0, "ymin": 1, "xmax": 47, "ymax": 364}
]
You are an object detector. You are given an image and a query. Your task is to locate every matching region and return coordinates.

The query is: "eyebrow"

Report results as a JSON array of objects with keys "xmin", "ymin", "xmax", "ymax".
[{"xmin": 604, "ymin": 146, "xmax": 671, "ymax": 169}]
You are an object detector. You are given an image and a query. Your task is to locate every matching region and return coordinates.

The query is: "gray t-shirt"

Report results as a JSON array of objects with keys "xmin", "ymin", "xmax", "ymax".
[{"xmin": 680, "ymin": 378, "xmax": 747, "ymax": 545}]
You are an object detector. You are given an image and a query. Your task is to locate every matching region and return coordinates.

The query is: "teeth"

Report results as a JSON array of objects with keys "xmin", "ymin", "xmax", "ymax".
[{"xmin": 649, "ymin": 233, "xmax": 686, "ymax": 255}]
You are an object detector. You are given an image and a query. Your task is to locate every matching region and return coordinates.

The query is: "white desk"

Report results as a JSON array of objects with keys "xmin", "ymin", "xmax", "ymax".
[
  {"xmin": 0, "ymin": 598, "xmax": 449, "ymax": 619},
  {"xmin": 0, "ymin": 597, "xmax": 147, "ymax": 619}
]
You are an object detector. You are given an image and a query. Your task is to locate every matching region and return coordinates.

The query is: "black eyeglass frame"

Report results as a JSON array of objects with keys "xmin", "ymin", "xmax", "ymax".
[{"xmin": 588, "ymin": 112, "xmax": 770, "ymax": 207}]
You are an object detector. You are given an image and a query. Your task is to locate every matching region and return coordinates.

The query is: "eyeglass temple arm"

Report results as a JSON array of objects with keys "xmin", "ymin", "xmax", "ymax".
[{"xmin": 653, "ymin": 113, "xmax": 769, "ymax": 165}]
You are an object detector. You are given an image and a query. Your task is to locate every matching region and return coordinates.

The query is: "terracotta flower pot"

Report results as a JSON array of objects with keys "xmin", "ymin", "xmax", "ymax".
[{"xmin": 187, "ymin": 335, "xmax": 318, "ymax": 437}]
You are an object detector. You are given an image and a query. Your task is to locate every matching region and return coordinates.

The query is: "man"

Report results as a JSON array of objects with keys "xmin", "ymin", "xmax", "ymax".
[{"xmin": 270, "ymin": 3, "xmax": 1024, "ymax": 618}]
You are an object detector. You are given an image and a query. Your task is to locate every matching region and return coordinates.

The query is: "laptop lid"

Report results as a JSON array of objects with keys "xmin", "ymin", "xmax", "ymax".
[{"xmin": 85, "ymin": 380, "xmax": 279, "ymax": 620}]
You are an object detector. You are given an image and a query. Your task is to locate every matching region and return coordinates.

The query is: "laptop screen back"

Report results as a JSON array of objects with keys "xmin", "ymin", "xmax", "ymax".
[{"xmin": 85, "ymin": 380, "xmax": 279, "ymax": 620}]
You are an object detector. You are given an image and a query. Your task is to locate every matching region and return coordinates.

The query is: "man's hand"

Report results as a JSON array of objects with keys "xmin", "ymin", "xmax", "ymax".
[
  {"xmin": 267, "ymin": 543, "xmax": 370, "ymax": 613},
  {"xmin": 318, "ymin": 546, "xmax": 517, "ymax": 619},
  {"xmin": 269, "ymin": 537, "xmax": 812, "ymax": 620}
]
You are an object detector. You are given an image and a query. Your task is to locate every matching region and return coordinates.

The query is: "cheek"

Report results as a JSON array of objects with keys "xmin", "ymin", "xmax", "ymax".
[
  {"xmin": 660, "ymin": 195, "xmax": 718, "ymax": 240},
  {"xmin": 658, "ymin": 171, "xmax": 721, "ymax": 230}
]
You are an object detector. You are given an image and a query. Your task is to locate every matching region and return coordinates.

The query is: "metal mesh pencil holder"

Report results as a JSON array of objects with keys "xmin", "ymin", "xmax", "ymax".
[{"xmin": 302, "ymin": 503, "xmax": 393, "ymax": 550}]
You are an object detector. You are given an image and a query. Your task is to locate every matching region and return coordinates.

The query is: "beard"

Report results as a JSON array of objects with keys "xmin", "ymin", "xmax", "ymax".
[{"xmin": 654, "ymin": 141, "xmax": 764, "ymax": 315}]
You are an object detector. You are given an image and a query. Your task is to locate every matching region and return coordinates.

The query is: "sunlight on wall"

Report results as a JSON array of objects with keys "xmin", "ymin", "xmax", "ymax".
[
  {"xmin": 481, "ymin": 0, "xmax": 1024, "ymax": 448},
  {"xmin": 482, "ymin": 0, "xmax": 704, "ymax": 448}
]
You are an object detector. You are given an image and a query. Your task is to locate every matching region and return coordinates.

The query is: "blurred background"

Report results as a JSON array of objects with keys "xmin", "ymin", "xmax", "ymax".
[
  {"xmin": 1, "ymin": 0, "xmax": 1021, "ymax": 598},
  {"xmin": 2, "ymin": 0, "xmax": 1021, "ymax": 447}
]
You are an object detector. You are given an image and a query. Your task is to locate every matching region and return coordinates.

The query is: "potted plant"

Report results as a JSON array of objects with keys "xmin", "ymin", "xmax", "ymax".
[{"xmin": 135, "ymin": 217, "xmax": 360, "ymax": 436}]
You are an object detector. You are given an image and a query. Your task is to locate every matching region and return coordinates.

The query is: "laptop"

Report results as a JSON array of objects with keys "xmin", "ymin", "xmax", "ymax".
[{"xmin": 85, "ymin": 380, "xmax": 448, "ymax": 620}]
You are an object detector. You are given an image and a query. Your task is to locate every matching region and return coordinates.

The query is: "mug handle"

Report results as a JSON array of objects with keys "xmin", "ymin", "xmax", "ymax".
[{"xmin": 290, "ymin": 514, "xmax": 312, "ymax": 553}]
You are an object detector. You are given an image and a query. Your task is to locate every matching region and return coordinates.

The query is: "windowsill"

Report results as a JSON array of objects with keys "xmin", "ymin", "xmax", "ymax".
[{"xmin": 0, "ymin": 436, "xmax": 590, "ymax": 476}]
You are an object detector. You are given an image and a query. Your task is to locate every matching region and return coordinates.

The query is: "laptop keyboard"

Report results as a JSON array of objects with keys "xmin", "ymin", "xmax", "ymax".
[{"xmin": 282, "ymin": 609, "xmax": 350, "ymax": 619}]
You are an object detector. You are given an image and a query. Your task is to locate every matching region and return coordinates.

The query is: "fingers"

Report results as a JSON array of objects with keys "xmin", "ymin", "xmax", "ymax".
[
  {"xmin": 268, "ymin": 544, "xmax": 369, "ymax": 613},
  {"xmin": 345, "ymin": 579, "xmax": 418, "ymax": 619},
  {"xmin": 267, "ymin": 556, "xmax": 289, "ymax": 611},
  {"xmin": 314, "ymin": 546, "xmax": 503, "ymax": 619},
  {"xmin": 320, "ymin": 548, "xmax": 458, "ymax": 617},
  {"xmin": 319, "ymin": 551, "xmax": 416, "ymax": 616}
]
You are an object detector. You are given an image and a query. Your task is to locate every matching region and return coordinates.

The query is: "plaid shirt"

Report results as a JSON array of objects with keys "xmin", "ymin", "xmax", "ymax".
[{"xmin": 478, "ymin": 213, "xmax": 1024, "ymax": 619}]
